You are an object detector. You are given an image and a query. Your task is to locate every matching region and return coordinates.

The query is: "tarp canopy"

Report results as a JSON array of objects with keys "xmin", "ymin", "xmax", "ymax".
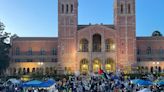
[
  {"xmin": 154, "ymin": 80, "xmax": 164, "ymax": 86},
  {"xmin": 38, "ymin": 80, "xmax": 55, "ymax": 87},
  {"xmin": 131, "ymin": 79, "xmax": 152, "ymax": 86},
  {"xmin": 21, "ymin": 80, "xmax": 55, "ymax": 88}
]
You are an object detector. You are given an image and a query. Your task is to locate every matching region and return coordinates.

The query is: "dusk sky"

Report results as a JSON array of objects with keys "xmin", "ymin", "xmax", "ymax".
[{"xmin": 0, "ymin": 0, "xmax": 164, "ymax": 37}]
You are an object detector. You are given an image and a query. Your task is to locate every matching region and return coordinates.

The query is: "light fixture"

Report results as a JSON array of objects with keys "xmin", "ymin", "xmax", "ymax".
[
  {"xmin": 157, "ymin": 62, "xmax": 159, "ymax": 65},
  {"xmin": 152, "ymin": 62, "xmax": 155, "ymax": 65}
]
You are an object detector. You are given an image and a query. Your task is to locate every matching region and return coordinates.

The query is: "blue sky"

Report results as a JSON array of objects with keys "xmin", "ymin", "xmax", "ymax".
[{"xmin": 0, "ymin": 0, "xmax": 164, "ymax": 37}]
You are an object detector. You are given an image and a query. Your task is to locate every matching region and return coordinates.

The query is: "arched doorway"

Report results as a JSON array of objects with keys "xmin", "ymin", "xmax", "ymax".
[
  {"xmin": 105, "ymin": 58, "xmax": 115, "ymax": 73},
  {"xmin": 93, "ymin": 34, "xmax": 101, "ymax": 52},
  {"xmin": 23, "ymin": 68, "xmax": 26, "ymax": 75},
  {"xmin": 27, "ymin": 68, "xmax": 30, "ymax": 74},
  {"xmin": 150, "ymin": 67, "xmax": 153, "ymax": 73},
  {"xmin": 93, "ymin": 58, "xmax": 101, "ymax": 73},
  {"xmin": 158, "ymin": 67, "xmax": 161, "ymax": 73},
  {"xmin": 80, "ymin": 59, "xmax": 89, "ymax": 74}
]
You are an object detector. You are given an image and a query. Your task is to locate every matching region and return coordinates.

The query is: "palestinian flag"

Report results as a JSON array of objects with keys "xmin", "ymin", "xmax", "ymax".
[
  {"xmin": 98, "ymin": 68, "xmax": 103, "ymax": 75},
  {"xmin": 98, "ymin": 68, "xmax": 110, "ymax": 79}
]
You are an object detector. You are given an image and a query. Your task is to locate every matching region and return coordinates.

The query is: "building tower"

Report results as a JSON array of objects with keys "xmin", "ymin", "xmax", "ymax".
[
  {"xmin": 114, "ymin": 0, "xmax": 136, "ymax": 72},
  {"xmin": 58, "ymin": 0, "xmax": 78, "ymax": 73}
]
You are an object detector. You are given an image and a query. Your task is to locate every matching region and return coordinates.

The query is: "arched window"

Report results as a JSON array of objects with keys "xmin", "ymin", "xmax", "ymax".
[
  {"xmin": 105, "ymin": 39, "xmax": 115, "ymax": 52},
  {"xmin": 93, "ymin": 34, "xmax": 101, "ymax": 52},
  {"xmin": 146, "ymin": 47, "xmax": 151, "ymax": 54},
  {"xmin": 105, "ymin": 58, "xmax": 115, "ymax": 72},
  {"xmin": 71, "ymin": 4, "xmax": 73, "ymax": 13},
  {"xmin": 66, "ymin": 4, "xmax": 69, "ymax": 13},
  {"xmin": 121, "ymin": 4, "xmax": 124, "ymax": 14},
  {"xmin": 79, "ymin": 39, "xmax": 89, "ymax": 52},
  {"xmin": 62, "ymin": 4, "xmax": 64, "ymax": 13},
  {"xmin": 128, "ymin": 4, "xmax": 131, "ymax": 13}
]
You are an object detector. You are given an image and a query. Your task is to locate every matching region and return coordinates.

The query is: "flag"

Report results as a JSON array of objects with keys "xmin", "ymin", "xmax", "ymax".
[{"xmin": 98, "ymin": 68, "xmax": 103, "ymax": 75}]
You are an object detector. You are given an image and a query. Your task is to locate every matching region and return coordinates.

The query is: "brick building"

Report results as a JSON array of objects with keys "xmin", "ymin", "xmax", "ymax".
[{"xmin": 7, "ymin": 0, "xmax": 164, "ymax": 75}]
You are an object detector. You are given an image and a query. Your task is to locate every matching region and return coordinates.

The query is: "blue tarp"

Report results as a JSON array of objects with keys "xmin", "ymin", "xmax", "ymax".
[
  {"xmin": 131, "ymin": 79, "xmax": 152, "ymax": 86},
  {"xmin": 155, "ymin": 80, "xmax": 164, "ymax": 86},
  {"xmin": 21, "ymin": 80, "xmax": 55, "ymax": 88}
]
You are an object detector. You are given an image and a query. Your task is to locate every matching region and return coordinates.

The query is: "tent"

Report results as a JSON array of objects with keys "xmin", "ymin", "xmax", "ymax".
[
  {"xmin": 4, "ymin": 78, "xmax": 21, "ymax": 86},
  {"xmin": 7, "ymin": 78, "xmax": 21, "ymax": 84}
]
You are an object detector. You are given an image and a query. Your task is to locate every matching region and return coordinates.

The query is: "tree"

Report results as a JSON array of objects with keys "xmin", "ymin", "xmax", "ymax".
[{"xmin": 0, "ymin": 21, "xmax": 11, "ymax": 75}]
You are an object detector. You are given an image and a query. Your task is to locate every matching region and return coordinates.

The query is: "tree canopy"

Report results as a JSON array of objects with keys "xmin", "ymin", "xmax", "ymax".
[
  {"xmin": 152, "ymin": 30, "xmax": 163, "ymax": 37},
  {"xmin": 0, "ymin": 21, "xmax": 11, "ymax": 75}
]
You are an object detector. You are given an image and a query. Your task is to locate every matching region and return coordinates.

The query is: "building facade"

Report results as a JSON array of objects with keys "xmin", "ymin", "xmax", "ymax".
[{"xmin": 8, "ymin": 0, "xmax": 164, "ymax": 75}]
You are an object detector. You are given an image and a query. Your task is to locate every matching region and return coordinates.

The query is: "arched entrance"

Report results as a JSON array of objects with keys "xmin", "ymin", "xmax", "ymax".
[
  {"xmin": 105, "ymin": 58, "xmax": 115, "ymax": 73},
  {"xmin": 93, "ymin": 58, "xmax": 101, "ymax": 73},
  {"xmin": 80, "ymin": 59, "xmax": 89, "ymax": 74}
]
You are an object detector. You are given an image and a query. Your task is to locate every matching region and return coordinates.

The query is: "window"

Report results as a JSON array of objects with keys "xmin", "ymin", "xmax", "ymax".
[
  {"xmin": 93, "ymin": 34, "xmax": 101, "ymax": 52},
  {"xmin": 71, "ymin": 4, "xmax": 73, "ymax": 13},
  {"xmin": 15, "ymin": 59, "xmax": 20, "ymax": 62},
  {"xmin": 40, "ymin": 48, "xmax": 46, "ymax": 55},
  {"xmin": 40, "ymin": 58, "xmax": 45, "ymax": 62},
  {"xmin": 105, "ymin": 39, "xmax": 115, "ymax": 52},
  {"xmin": 159, "ymin": 48, "xmax": 163, "ymax": 55},
  {"xmin": 146, "ymin": 47, "xmax": 151, "ymax": 55},
  {"xmin": 52, "ymin": 48, "xmax": 57, "ymax": 55},
  {"xmin": 27, "ymin": 59, "xmax": 32, "ymax": 62},
  {"xmin": 62, "ymin": 4, "xmax": 64, "ymax": 13},
  {"xmin": 15, "ymin": 47, "xmax": 20, "ymax": 55},
  {"xmin": 128, "ymin": 4, "xmax": 131, "ymax": 13},
  {"xmin": 137, "ymin": 49, "xmax": 140, "ymax": 55},
  {"xmin": 27, "ymin": 48, "xmax": 32, "ymax": 55},
  {"xmin": 52, "ymin": 58, "xmax": 58, "ymax": 62},
  {"xmin": 121, "ymin": 4, "xmax": 124, "ymax": 14},
  {"xmin": 137, "ymin": 58, "xmax": 141, "ymax": 62},
  {"xmin": 79, "ymin": 39, "xmax": 89, "ymax": 52},
  {"xmin": 66, "ymin": 4, "xmax": 69, "ymax": 13}
]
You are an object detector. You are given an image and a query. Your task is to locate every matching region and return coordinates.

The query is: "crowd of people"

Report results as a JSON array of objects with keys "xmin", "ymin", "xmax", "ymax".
[{"xmin": 55, "ymin": 72, "xmax": 164, "ymax": 92}]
